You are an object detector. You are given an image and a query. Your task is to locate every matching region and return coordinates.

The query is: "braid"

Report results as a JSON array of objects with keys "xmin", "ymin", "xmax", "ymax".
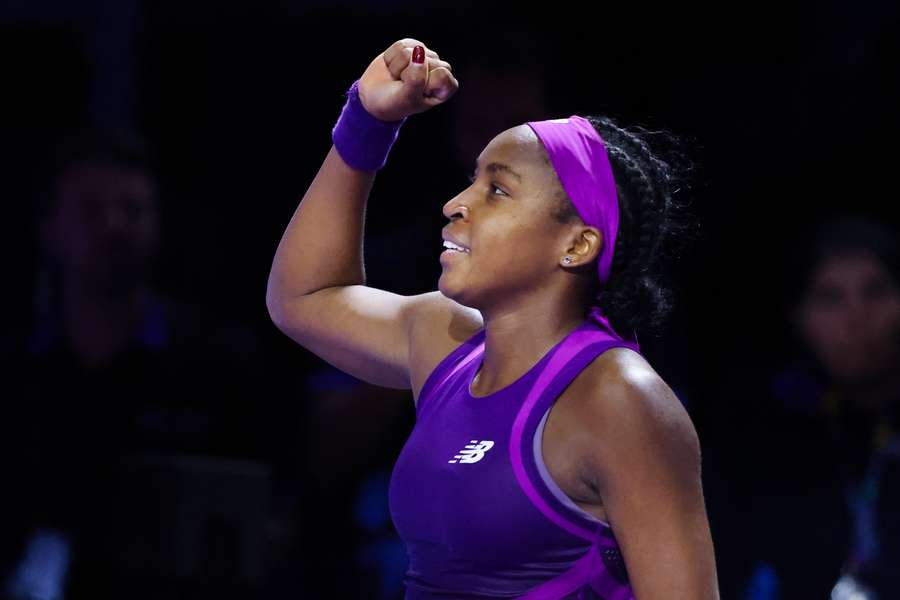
[{"xmin": 550, "ymin": 114, "xmax": 697, "ymax": 338}]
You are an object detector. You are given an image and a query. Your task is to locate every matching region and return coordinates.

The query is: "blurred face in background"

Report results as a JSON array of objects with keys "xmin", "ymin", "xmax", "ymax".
[
  {"xmin": 795, "ymin": 250, "xmax": 900, "ymax": 383},
  {"xmin": 40, "ymin": 161, "xmax": 160, "ymax": 291}
]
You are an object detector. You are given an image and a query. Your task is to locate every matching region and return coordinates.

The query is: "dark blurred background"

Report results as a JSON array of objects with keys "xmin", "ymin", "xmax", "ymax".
[{"xmin": 1, "ymin": 0, "xmax": 899, "ymax": 598}]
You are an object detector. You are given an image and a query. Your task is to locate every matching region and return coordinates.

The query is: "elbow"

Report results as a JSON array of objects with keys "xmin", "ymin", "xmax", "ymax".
[
  {"xmin": 266, "ymin": 280, "xmax": 311, "ymax": 335},
  {"xmin": 265, "ymin": 279, "xmax": 288, "ymax": 329},
  {"xmin": 265, "ymin": 296, "xmax": 281, "ymax": 328}
]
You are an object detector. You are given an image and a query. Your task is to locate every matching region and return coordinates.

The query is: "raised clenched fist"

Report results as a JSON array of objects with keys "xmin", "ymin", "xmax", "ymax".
[{"xmin": 357, "ymin": 38, "xmax": 459, "ymax": 122}]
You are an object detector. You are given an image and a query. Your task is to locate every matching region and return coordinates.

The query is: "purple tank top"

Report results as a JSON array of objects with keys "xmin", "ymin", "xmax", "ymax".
[{"xmin": 388, "ymin": 317, "xmax": 640, "ymax": 599}]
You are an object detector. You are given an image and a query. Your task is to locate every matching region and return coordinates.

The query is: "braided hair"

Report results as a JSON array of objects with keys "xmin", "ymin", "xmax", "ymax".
[{"xmin": 546, "ymin": 115, "xmax": 697, "ymax": 338}]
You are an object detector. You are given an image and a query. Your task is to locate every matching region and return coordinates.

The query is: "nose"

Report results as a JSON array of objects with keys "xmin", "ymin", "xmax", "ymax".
[{"xmin": 442, "ymin": 194, "xmax": 469, "ymax": 221}]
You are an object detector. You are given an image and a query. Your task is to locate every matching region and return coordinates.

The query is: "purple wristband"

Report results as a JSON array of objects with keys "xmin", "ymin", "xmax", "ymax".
[{"xmin": 331, "ymin": 80, "xmax": 407, "ymax": 172}]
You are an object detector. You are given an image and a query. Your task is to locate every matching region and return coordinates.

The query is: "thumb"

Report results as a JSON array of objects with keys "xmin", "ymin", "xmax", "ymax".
[{"xmin": 402, "ymin": 45, "xmax": 429, "ymax": 98}]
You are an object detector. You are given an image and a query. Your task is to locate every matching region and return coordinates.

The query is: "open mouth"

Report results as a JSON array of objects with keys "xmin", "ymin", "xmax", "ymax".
[{"xmin": 442, "ymin": 241, "xmax": 470, "ymax": 254}]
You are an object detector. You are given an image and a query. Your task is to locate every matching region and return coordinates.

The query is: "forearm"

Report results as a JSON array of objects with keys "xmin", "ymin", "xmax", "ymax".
[
  {"xmin": 266, "ymin": 39, "xmax": 456, "ymax": 318},
  {"xmin": 265, "ymin": 145, "xmax": 374, "ymax": 314}
]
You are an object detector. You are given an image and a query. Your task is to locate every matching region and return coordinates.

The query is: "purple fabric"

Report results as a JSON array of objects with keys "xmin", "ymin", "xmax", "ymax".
[
  {"xmin": 534, "ymin": 408, "xmax": 605, "ymax": 526},
  {"xmin": 331, "ymin": 79, "xmax": 406, "ymax": 172},
  {"xmin": 509, "ymin": 328, "xmax": 628, "ymax": 543},
  {"xmin": 526, "ymin": 116, "xmax": 618, "ymax": 285},
  {"xmin": 526, "ymin": 117, "xmax": 639, "ymax": 349},
  {"xmin": 389, "ymin": 317, "xmax": 639, "ymax": 599}
]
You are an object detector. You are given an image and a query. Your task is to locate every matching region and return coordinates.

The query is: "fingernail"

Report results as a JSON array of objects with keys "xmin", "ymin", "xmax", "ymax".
[{"xmin": 412, "ymin": 46, "xmax": 425, "ymax": 64}]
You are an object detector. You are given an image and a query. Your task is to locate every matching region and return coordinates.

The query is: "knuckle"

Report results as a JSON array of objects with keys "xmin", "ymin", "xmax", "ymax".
[{"xmin": 431, "ymin": 66, "xmax": 451, "ymax": 80}]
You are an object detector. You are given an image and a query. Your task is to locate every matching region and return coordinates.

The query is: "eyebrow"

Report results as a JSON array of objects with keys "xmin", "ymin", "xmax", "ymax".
[{"xmin": 473, "ymin": 161, "xmax": 523, "ymax": 183}]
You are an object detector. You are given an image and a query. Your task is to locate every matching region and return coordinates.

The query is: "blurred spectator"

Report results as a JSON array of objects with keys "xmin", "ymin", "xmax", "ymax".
[
  {"xmin": 707, "ymin": 214, "xmax": 900, "ymax": 599},
  {"xmin": 0, "ymin": 129, "xmax": 277, "ymax": 599}
]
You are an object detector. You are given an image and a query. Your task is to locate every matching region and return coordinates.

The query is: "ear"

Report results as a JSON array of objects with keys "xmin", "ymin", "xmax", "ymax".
[{"xmin": 561, "ymin": 226, "xmax": 602, "ymax": 267}]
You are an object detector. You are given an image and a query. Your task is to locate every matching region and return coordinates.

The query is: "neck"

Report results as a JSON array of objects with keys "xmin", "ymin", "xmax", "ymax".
[
  {"xmin": 60, "ymin": 273, "xmax": 150, "ymax": 368},
  {"xmin": 471, "ymin": 298, "xmax": 586, "ymax": 396}
]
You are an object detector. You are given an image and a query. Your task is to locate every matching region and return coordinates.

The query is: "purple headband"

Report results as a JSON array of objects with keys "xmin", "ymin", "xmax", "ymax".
[
  {"xmin": 526, "ymin": 116, "xmax": 619, "ymax": 284},
  {"xmin": 527, "ymin": 116, "xmax": 639, "ymax": 348}
]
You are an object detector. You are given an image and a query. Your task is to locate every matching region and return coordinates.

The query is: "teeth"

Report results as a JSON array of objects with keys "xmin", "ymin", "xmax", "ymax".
[{"xmin": 443, "ymin": 240, "xmax": 469, "ymax": 253}]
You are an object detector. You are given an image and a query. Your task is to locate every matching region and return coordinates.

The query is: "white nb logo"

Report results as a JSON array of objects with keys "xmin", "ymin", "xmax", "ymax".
[{"xmin": 448, "ymin": 440, "xmax": 495, "ymax": 464}]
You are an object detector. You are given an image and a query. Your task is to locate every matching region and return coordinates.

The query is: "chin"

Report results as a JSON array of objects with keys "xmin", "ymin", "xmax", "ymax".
[
  {"xmin": 437, "ymin": 274, "xmax": 455, "ymax": 298},
  {"xmin": 440, "ymin": 288, "xmax": 483, "ymax": 317},
  {"xmin": 437, "ymin": 274, "xmax": 468, "ymax": 304}
]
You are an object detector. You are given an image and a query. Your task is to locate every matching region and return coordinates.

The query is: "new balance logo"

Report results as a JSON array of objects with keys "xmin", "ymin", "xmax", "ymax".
[{"xmin": 448, "ymin": 440, "xmax": 495, "ymax": 464}]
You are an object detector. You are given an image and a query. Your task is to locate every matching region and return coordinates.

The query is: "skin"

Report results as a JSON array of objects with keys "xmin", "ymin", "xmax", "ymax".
[
  {"xmin": 42, "ymin": 161, "xmax": 159, "ymax": 287},
  {"xmin": 267, "ymin": 38, "xmax": 719, "ymax": 599},
  {"xmin": 430, "ymin": 125, "xmax": 719, "ymax": 599},
  {"xmin": 38, "ymin": 161, "xmax": 160, "ymax": 367},
  {"xmin": 793, "ymin": 250, "xmax": 900, "ymax": 413}
]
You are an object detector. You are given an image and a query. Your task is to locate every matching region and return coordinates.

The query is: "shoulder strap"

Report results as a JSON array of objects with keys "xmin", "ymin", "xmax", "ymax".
[
  {"xmin": 415, "ymin": 329, "xmax": 485, "ymax": 417},
  {"xmin": 510, "ymin": 326, "xmax": 640, "ymax": 542}
]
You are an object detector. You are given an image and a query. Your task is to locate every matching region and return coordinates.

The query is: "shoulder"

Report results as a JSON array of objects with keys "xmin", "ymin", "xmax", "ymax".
[
  {"xmin": 561, "ymin": 350, "xmax": 718, "ymax": 598},
  {"xmin": 406, "ymin": 291, "xmax": 483, "ymax": 338},
  {"xmin": 567, "ymin": 349, "xmax": 701, "ymax": 488},
  {"xmin": 406, "ymin": 291, "xmax": 483, "ymax": 399},
  {"xmin": 579, "ymin": 348, "xmax": 687, "ymax": 422}
]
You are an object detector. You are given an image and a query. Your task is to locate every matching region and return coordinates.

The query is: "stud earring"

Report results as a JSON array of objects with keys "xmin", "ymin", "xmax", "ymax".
[{"xmin": 563, "ymin": 256, "xmax": 573, "ymax": 264}]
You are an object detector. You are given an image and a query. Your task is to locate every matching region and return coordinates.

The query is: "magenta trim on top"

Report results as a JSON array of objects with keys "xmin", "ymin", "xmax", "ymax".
[
  {"xmin": 517, "ymin": 535, "xmax": 602, "ymax": 600},
  {"xmin": 414, "ymin": 330, "xmax": 485, "ymax": 416},
  {"xmin": 509, "ymin": 324, "xmax": 601, "ymax": 543}
]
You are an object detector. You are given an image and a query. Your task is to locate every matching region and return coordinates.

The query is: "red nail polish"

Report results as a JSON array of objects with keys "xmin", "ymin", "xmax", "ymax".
[{"xmin": 412, "ymin": 46, "xmax": 425, "ymax": 64}]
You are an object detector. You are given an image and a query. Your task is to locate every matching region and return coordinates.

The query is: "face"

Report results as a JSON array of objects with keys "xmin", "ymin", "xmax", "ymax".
[
  {"xmin": 795, "ymin": 251, "xmax": 900, "ymax": 383},
  {"xmin": 41, "ymin": 161, "xmax": 160, "ymax": 288},
  {"xmin": 438, "ymin": 125, "xmax": 580, "ymax": 309}
]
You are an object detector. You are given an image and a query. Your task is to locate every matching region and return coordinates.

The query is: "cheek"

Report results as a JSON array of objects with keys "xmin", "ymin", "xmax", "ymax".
[
  {"xmin": 52, "ymin": 217, "xmax": 94, "ymax": 266},
  {"xmin": 478, "ymin": 232, "xmax": 553, "ymax": 281},
  {"xmin": 802, "ymin": 299, "xmax": 900, "ymax": 377},
  {"xmin": 868, "ymin": 295, "xmax": 900, "ymax": 326},
  {"xmin": 801, "ymin": 305, "xmax": 843, "ymax": 356},
  {"xmin": 483, "ymin": 215, "xmax": 557, "ymax": 256},
  {"xmin": 864, "ymin": 295, "xmax": 900, "ymax": 350},
  {"xmin": 800, "ymin": 310, "xmax": 858, "ymax": 378}
]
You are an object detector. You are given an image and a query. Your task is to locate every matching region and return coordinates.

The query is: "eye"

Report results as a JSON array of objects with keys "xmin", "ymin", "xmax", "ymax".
[
  {"xmin": 810, "ymin": 286, "xmax": 843, "ymax": 308},
  {"xmin": 468, "ymin": 173, "xmax": 507, "ymax": 196}
]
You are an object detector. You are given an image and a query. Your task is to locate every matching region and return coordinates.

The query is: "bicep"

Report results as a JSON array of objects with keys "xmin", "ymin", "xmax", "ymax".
[
  {"xmin": 268, "ymin": 285, "xmax": 421, "ymax": 389},
  {"xmin": 585, "ymin": 375, "xmax": 719, "ymax": 599},
  {"xmin": 268, "ymin": 286, "xmax": 482, "ymax": 395}
]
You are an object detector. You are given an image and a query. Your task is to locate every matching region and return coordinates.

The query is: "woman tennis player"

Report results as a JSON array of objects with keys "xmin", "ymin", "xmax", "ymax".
[{"xmin": 266, "ymin": 38, "xmax": 719, "ymax": 599}]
